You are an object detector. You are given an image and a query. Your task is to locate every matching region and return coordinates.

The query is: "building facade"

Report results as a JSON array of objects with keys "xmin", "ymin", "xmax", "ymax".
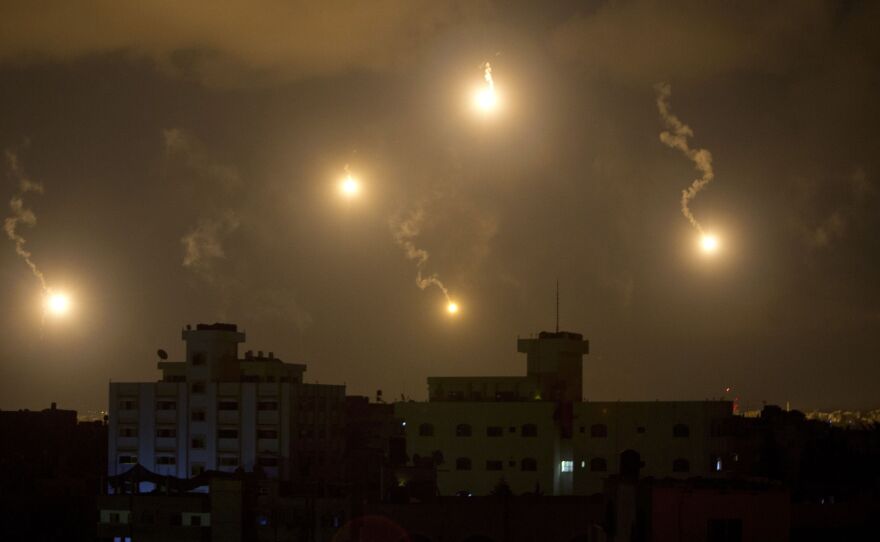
[
  {"xmin": 396, "ymin": 330, "xmax": 737, "ymax": 496},
  {"xmin": 107, "ymin": 323, "xmax": 345, "ymax": 490}
]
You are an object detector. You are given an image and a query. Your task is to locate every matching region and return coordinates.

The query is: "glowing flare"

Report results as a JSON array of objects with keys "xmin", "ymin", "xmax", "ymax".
[
  {"xmin": 700, "ymin": 234, "xmax": 719, "ymax": 253},
  {"xmin": 340, "ymin": 175, "xmax": 360, "ymax": 197},
  {"xmin": 473, "ymin": 61, "xmax": 498, "ymax": 113},
  {"xmin": 446, "ymin": 301, "xmax": 459, "ymax": 315},
  {"xmin": 46, "ymin": 292, "xmax": 71, "ymax": 316}
]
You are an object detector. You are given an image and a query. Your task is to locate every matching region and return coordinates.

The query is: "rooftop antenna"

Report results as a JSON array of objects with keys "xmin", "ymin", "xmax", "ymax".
[{"xmin": 555, "ymin": 280, "xmax": 559, "ymax": 333}]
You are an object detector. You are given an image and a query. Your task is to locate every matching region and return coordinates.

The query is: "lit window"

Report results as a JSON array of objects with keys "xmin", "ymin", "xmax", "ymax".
[
  {"xmin": 580, "ymin": 460, "xmax": 586, "ymax": 468},
  {"xmin": 561, "ymin": 460, "xmax": 574, "ymax": 473},
  {"xmin": 715, "ymin": 457, "xmax": 723, "ymax": 472}
]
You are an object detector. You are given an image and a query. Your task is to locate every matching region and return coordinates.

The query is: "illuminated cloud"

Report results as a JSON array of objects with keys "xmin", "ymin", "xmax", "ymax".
[{"xmin": 0, "ymin": 1, "xmax": 486, "ymax": 86}]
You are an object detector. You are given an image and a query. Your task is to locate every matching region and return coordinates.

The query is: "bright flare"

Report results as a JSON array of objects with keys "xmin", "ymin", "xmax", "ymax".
[
  {"xmin": 446, "ymin": 301, "xmax": 459, "ymax": 315},
  {"xmin": 700, "ymin": 234, "xmax": 719, "ymax": 253},
  {"xmin": 46, "ymin": 292, "xmax": 71, "ymax": 316},
  {"xmin": 340, "ymin": 175, "xmax": 360, "ymax": 197},
  {"xmin": 473, "ymin": 61, "xmax": 498, "ymax": 113}
]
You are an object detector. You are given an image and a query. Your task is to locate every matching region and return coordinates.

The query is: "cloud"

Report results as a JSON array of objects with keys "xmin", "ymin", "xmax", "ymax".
[
  {"xmin": 792, "ymin": 167, "xmax": 874, "ymax": 249},
  {"xmin": 550, "ymin": 0, "xmax": 874, "ymax": 83},
  {"xmin": 0, "ymin": 1, "xmax": 485, "ymax": 86},
  {"xmin": 181, "ymin": 212, "xmax": 240, "ymax": 276}
]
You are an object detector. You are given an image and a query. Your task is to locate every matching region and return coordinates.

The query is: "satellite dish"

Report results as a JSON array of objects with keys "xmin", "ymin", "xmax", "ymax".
[{"xmin": 157, "ymin": 349, "xmax": 168, "ymax": 360}]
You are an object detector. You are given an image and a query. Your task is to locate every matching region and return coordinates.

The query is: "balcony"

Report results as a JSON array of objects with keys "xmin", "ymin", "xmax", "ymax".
[
  {"xmin": 218, "ymin": 438, "xmax": 240, "ymax": 452},
  {"xmin": 116, "ymin": 410, "xmax": 138, "ymax": 423},
  {"xmin": 257, "ymin": 411, "xmax": 278, "ymax": 425},
  {"xmin": 156, "ymin": 410, "xmax": 177, "ymax": 424},
  {"xmin": 218, "ymin": 410, "xmax": 239, "ymax": 425},
  {"xmin": 116, "ymin": 436, "xmax": 138, "ymax": 450},
  {"xmin": 257, "ymin": 438, "xmax": 279, "ymax": 453},
  {"xmin": 155, "ymin": 437, "xmax": 177, "ymax": 451}
]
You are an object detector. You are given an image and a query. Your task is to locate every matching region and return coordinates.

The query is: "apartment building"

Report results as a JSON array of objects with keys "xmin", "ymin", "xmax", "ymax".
[{"xmin": 107, "ymin": 323, "xmax": 345, "ymax": 490}]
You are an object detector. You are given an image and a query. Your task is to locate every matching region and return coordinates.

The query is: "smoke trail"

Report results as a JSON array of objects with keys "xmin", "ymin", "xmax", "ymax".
[
  {"xmin": 3, "ymin": 150, "xmax": 47, "ymax": 291},
  {"xmin": 655, "ymin": 83, "xmax": 714, "ymax": 233},
  {"xmin": 483, "ymin": 62, "xmax": 494, "ymax": 92},
  {"xmin": 390, "ymin": 207, "xmax": 451, "ymax": 302}
]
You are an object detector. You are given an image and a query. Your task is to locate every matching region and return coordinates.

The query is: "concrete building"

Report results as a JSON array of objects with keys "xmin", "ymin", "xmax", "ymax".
[
  {"xmin": 396, "ymin": 330, "xmax": 737, "ymax": 496},
  {"xmin": 107, "ymin": 323, "xmax": 345, "ymax": 491}
]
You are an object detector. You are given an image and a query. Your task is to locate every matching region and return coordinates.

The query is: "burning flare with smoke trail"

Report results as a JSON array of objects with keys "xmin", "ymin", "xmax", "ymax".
[
  {"xmin": 474, "ymin": 62, "xmax": 498, "ymax": 113},
  {"xmin": 390, "ymin": 207, "xmax": 458, "ymax": 314},
  {"xmin": 655, "ymin": 83, "xmax": 715, "ymax": 234}
]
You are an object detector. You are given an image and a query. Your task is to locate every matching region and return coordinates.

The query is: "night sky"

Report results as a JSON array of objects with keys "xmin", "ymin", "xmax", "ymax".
[{"xmin": 1, "ymin": 1, "xmax": 878, "ymax": 413}]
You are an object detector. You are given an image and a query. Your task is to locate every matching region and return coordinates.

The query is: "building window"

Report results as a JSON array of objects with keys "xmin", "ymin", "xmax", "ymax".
[
  {"xmin": 521, "ymin": 423, "xmax": 538, "ymax": 437},
  {"xmin": 707, "ymin": 518, "xmax": 742, "ymax": 542},
  {"xmin": 257, "ymin": 429, "xmax": 278, "ymax": 439},
  {"xmin": 191, "ymin": 410, "xmax": 206, "ymax": 422},
  {"xmin": 157, "ymin": 427, "xmax": 176, "ymax": 438},
  {"xmin": 157, "ymin": 401, "xmax": 176, "ymax": 411},
  {"xmin": 561, "ymin": 460, "xmax": 574, "ymax": 473},
  {"xmin": 486, "ymin": 460, "xmax": 503, "ymax": 471},
  {"xmin": 219, "ymin": 456, "xmax": 239, "ymax": 467},
  {"xmin": 118, "ymin": 399, "xmax": 136, "ymax": 410},
  {"xmin": 109, "ymin": 512, "xmax": 121, "ymax": 524},
  {"xmin": 191, "ymin": 352, "xmax": 206, "ymax": 366},
  {"xmin": 258, "ymin": 456, "xmax": 279, "ymax": 467},
  {"xmin": 257, "ymin": 401, "xmax": 278, "ymax": 411},
  {"xmin": 456, "ymin": 423, "xmax": 472, "ymax": 437},
  {"xmin": 191, "ymin": 436, "xmax": 206, "ymax": 449},
  {"xmin": 673, "ymin": 458, "xmax": 690, "ymax": 472},
  {"xmin": 218, "ymin": 401, "xmax": 239, "ymax": 411},
  {"xmin": 521, "ymin": 458, "xmax": 537, "ymax": 471},
  {"xmin": 118, "ymin": 455, "xmax": 137, "ymax": 464},
  {"xmin": 218, "ymin": 428, "xmax": 238, "ymax": 439},
  {"xmin": 637, "ymin": 426, "xmax": 646, "ymax": 434},
  {"xmin": 590, "ymin": 424, "xmax": 608, "ymax": 438},
  {"xmin": 190, "ymin": 515, "xmax": 202, "ymax": 527},
  {"xmin": 579, "ymin": 426, "xmax": 585, "ymax": 434},
  {"xmin": 119, "ymin": 426, "xmax": 137, "ymax": 437},
  {"xmin": 486, "ymin": 426, "xmax": 503, "ymax": 437},
  {"xmin": 590, "ymin": 458, "xmax": 607, "ymax": 472},
  {"xmin": 157, "ymin": 456, "xmax": 176, "ymax": 465},
  {"xmin": 508, "ymin": 426, "xmax": 516, "ymax": 433},
  {"xmin": 508, "ymin": 460, "xmax": 516, "ymax": 467},
  {"xmin": 673, "ymin": 423, "xmax": 690, "ymax": 438},
  {"xmin": 418, "ymin": 423, "xmax": 434, "ymax": 437},
  {"xmin": 191, "ymin": 382, "xmax": 206, "ymax": 394},
  {"xmin": 456, "ymin": 457, "xmax": 472, "ymax": 471},
  {"xmin": 191, "ymin": 464, "xmax": 205, "ymax": 476}
]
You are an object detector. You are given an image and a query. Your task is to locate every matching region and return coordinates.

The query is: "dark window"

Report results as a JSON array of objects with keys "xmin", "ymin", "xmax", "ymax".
[
  {"xmin": 157, "ymin": 456, "xmax": 176, "ymax": 465},
  {"xmin": 257, "ymin": 401, "xmax": 278, "ymax": 411},
  {"xmin": 590, "ymin": 457, "xmax": 607, "ymax": 472},
  {"xmin": 257, "ymin": 429, "xmax": 278, "ymax": 439},
  {"xmin": 119, "ymin": 399, "xmax": 136, "ymax": 410},
  {"xmin": 109, "ymin": 512, "xmax": 121, "ymax": 524},
  {"xmin": 191, "ymin": 352, "xmax": 206, "ymax": 366},
  {"xmin": 190, "ymin": 515, "xmax": 202, "ymax": 527},
  {"xmin": 707, "ymin": 518, "xmax": 742, "ymax": 542},
  {"xmin": 673, "ymin": 423, "xmax": 690, "ymax": 438},
  {"xmin": 486, "ymin": 426, "xmax": 503, "ymax": 437},
  {"xmin": 486, "ymin": 460, "xmax": 503, "ymax": 471},
  {"xmin": 508, "ymin": 426, "xmax": 517, "ymax": 433},
  {"xmin": 590, "ymin": 424, "xmax": 608, "ymax": 438},
  {"xmin": 191, "ymin": 382, "xmax": 206, "ymax": 394},
  {"xmin": 522, "ymin": 423, "xmax": 538, "ymax": 437},
  {"xmin": 258, "ymin": 456, "xmax": 279, "ymax": 467},
  {"xmin": 419, "ymin": 423, "xmax": 434, "ymax": 437},
  {"xmin": 156, "ymin": 428, "xmax": 176, "ymax": 438},
  {"xmin": 119, "ymin": 426, "xmax": 137, "ymax": 437},
  {"xmin": 157, "ymin": 401, "xmax": 176, "ymax": 410},
  {"xmin": 579, "ymin": 426, "xmax": 585, "ymax": 434},
  {"xmin": 191, "ymin": 436, "xmax": 205, "ymax": 449},
  {"xmin": 191, "ymin": 465, "xmax": 204, "ymax": 476},
  {"xmin": 191, "ymin": 410, "xmax": 206, "ymax": 421},
  {"xmin": 456, "ymin": 423, "xmax": 472, "ymax": 437},
  {"xmin": 521, "ymin": 457, "xmax": 537, "ymax": 471},
  {"xmin": 456, "ymin": 457, "xmax": 472, "ymax": 470},
  {"xmin": 218, "ymin": 428, "xmax": 238, "ymax": 438},
  {"xmin": 118, "ymin": 455, "xmax": 137, "ymax": 464},
  {"xmin": 219, "ymin": 456, "xmax": 239, "ymax": 467},
  {"xmin": 508, "ymin": 460, "xmax": 516, "ymax": 467},
  {"xmin": 218, "ymin": 401, "xmax": 239, "ymax": 411},
  {"xmin": 673, "ymin": 458, "xmax": 690, "ymax": 473},
  {"xmin": 637, "ymin": 426, "xmax": 646, "ymax": 434},
  {"xmin": 170, "ymin": 513, "xmax": 182, "ymax": 526}
]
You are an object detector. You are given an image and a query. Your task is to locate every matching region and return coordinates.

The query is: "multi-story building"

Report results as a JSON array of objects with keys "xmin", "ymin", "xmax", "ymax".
[
  {"xmin": 107, "ymin": 323, "xmax": 345, "ymax": 491},
  {"xmin": 396, "ymin": 330, "xmax": 737, "ymax": 496}
]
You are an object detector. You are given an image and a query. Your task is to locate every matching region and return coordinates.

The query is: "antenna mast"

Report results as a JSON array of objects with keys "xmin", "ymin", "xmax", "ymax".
[{"xmin": 555, "ymin": 280, "xmax": 559, "ymax": 333}]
